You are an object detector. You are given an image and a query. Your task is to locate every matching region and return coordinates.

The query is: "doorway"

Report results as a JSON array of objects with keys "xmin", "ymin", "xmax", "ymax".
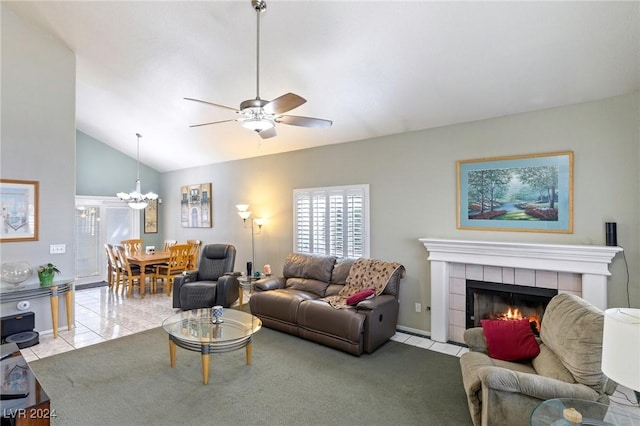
[{"xmin": 75, "ymin": 196, "xmax": 140, "ymax": 286}]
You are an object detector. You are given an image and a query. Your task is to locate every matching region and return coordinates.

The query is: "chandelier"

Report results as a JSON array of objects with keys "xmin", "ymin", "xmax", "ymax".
[{"xmin": 116, "ymin": 133, "xmax": 158, "ymax": 210}]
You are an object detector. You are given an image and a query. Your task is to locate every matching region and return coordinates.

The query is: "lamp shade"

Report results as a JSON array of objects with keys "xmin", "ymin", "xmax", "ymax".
[{"xmin": 601, "ymin": 308, "xmax": 640, "ymax": 391}]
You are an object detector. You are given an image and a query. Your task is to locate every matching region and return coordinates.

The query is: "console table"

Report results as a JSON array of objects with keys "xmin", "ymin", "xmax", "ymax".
[{"xmin": 0, "ymin": 279, "xmax": 74, "ymax": 338}]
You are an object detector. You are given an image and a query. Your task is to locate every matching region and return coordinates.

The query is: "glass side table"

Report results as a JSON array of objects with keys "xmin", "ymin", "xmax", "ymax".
[
  {"xmin": 530, "ymin": 398, "xmax": 640, "ymax": 425},
  {"xmin": 238, "ymin": 277, "xmax": 261, "ymax": 308}
]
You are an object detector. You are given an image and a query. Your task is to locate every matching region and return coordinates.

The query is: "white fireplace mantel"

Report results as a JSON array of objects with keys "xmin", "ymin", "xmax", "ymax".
[{"xmin": 419, "ymin": 238, "xmax": 623, "ymax": 342}]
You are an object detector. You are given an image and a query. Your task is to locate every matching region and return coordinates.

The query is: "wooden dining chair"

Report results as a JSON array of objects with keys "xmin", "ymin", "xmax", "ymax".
[
  {"xmin": 115, "ymin": 245, "xmax": 144, "ymax": 297},
  {"xmin": 186, "ymin": 239, "xmax": 202, "ymax": 270},
  {"xmin": 153, "ymin": 244, "xmax": 190, "ymax": 297},
  {"xmin": 163, "ymin": 239, "xmax": 177, "ymax": 251},
  {"xmin": 104, "ymin": 243, "xmax": 121, "ymax": 291},
  {"xmin": 121, "ymin": 238, "xmax": 143, "ymax": 255}
]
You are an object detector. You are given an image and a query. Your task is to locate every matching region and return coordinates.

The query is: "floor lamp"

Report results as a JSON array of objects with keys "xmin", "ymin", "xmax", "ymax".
[
  {"xmin": 236, "ymin": 204, "xmax": 264, "ymax": 278},
  {"xmin": 601, "ymin": 308, "xmax": 640, "ymax": 404}
]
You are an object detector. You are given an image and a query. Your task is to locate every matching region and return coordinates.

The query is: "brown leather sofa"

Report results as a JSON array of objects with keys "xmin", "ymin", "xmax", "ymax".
[{"xmin": 248, "ymin": 253, "xmax": 405, "ymax": 356}]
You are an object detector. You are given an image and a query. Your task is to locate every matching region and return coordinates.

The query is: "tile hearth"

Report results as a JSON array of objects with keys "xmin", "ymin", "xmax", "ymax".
[{"xmin": 16, "ymin": 285, "xmax": 640, "ymax": 416}]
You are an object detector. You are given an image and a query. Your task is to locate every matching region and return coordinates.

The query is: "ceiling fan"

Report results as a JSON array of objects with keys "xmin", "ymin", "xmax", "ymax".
[{"xmin": 185, "ymin": 0, "xmax": 332, "ymax": 139}]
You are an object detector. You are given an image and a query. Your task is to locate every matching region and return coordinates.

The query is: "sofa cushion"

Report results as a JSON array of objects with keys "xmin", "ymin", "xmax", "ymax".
[
  {"xmin": 286, "ymin": 277, "xmax": 331, "ymax": 297},
  {"xmin": 250, "ymin": 289, "xmax": 317, "ymax": 324},
  {"xmin": 531, "ymin": 343, "xmax": 576, "ymax": 384},
  {"xmin": 539, "ymin": 293, "xmax": 606, "ymax": 390},
  {"xmin": 282, "ymin": 253, "xmax": 336, "ymax": 282},
  {"xmin": 331, "ymin": 258, "xmax": 356, "ymax": 284},
  {"xmin": 481, "ymin": 319, "xmax": 540, "ymax": 361},
  {"xmin": 297, "ymin": 300, "xmax": 365, "ymax": 342}
]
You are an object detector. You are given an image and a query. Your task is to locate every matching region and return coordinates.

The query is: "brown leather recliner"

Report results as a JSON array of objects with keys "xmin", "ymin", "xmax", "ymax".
[{"xmin": 249, "ymin": 253, "xmax": 405, "ymax": 356}]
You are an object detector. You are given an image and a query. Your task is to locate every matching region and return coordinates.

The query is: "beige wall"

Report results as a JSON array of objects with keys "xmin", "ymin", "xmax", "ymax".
[
  {"xmin": 162, "ymin": 92, "xmax": 639, "ymax": 335},
  {"xmin": 1, "ymin": 5, "xmax": 76, "ymax": 332}
]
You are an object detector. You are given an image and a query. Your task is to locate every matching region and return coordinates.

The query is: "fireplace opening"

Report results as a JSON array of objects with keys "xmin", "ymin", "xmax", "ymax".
[{"xmin": 466, "ymin": 280, "xmax": 557, "ymax": 334}]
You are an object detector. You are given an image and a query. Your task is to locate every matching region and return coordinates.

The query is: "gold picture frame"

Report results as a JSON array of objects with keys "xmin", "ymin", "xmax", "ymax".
[
  {"xmin": 0, "ymin": 179, "xmax": 39, "ymax": 242},
  {"xmin": 457, "ymin": 151, "xmax": 573, "ymax": 233}
]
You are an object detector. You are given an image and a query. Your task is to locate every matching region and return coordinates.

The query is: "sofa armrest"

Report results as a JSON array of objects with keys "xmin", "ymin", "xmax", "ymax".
[
  {"xmin": 172, "ymin": 271, "xmax": 198, "ymax": 308},
  {"xmin": 215, "ymin": 274, "xmax": 240, "ymax": 308},
  {"xmin": 356, "ymin": 294, "xmax": 399, "ymax": 353},
  {"xmin": 477, "ymin": 366, "xmax": 600, "ymax": 401},
  {"xmin": 464, "ymin": 327, "xmax": 489, "ymax": 354},
  {"xmin": 356, "ymin": 293, "xmax": 396, "ymax": 310},
  {"xmin": 254, "ymin": 276, "xmax": 285, "ymax": 292}
]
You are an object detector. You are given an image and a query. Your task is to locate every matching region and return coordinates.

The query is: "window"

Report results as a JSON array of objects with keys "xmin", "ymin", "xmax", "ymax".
[{"xmin": 293, "ymin": 184, "xmax": 369, "ymax": 258}]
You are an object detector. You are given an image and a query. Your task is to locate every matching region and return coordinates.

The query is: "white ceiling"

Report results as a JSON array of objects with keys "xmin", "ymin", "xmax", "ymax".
[{"xmin": 6, "ymin": 1, "xmax": 639, "ymax": 173}]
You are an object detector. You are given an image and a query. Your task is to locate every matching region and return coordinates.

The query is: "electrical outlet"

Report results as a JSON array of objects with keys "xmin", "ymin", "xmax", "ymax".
[
  {"xmin": 50, "ymin": 244, "xmax": 66, "ymax": 254},
  {"xmin": 415, "ymin": 303, "xmax": 422, "ymax": 313}
]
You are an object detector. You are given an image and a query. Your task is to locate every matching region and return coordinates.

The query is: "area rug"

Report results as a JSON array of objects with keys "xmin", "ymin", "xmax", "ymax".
[{"xmin": 30, "ymin": 327, "xmax": 472, "ymax": 425}]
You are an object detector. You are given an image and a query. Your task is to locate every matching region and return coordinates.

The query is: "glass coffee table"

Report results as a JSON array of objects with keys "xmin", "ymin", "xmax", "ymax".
[
  {"xmin": 530, "ymin": 398, "xmax": 640, "ymax": 425},
  {"xmin": 162, "ymin": 308, "xmax": 262, "ymax": 384}
]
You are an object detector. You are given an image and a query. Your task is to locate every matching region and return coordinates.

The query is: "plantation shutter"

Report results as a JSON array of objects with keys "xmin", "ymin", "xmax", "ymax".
[{"xmin": 294, "ymin": 185, "xmax": 369, "ymax": 258}]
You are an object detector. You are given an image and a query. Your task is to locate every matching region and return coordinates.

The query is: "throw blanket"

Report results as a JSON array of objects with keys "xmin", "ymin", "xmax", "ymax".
[{"xmin": 322, "ymin": 258, "xmax": 402, "ymax": 309}]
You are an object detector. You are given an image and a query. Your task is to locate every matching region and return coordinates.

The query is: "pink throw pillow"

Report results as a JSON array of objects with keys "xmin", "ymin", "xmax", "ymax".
[
  {"xmin": 480, "ymin": 318, "xmax": 540, "ymax": 361},
  {"xmin": 346, "ymin": 288, "xmax": 375, "ymax": 305}
]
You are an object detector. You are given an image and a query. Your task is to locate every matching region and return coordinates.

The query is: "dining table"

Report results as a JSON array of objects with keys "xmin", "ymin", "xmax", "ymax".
[{"xmin": 126, "ymin": 250, "xmax": 171, "ymax": 297}]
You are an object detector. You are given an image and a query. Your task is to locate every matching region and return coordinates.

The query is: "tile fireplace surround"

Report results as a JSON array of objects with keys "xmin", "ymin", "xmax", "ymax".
[{"xmin": 419, "ymin": 238, "xmax": 622, "ymax": 344}]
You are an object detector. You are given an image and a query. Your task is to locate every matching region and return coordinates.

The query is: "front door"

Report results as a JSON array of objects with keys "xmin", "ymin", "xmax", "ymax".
[{"xmin": 75, "ymin": 196, "xmax": 140, "ymax": 286}]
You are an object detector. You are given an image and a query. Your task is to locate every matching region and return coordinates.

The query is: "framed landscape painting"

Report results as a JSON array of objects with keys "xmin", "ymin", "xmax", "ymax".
[
  {"xmin": 457, "ymin": 151, "xmax": 573, "ymax": 233},
  {"xmin": 0, "ymin": 179, "xmax": 39, "ymax": 242}
]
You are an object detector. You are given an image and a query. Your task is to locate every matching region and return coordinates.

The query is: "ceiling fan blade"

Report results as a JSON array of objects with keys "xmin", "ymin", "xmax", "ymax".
[
  {"xmin": 189, "ymin": 119, "xmax": 238, "ymax": 128},
  {"xmin": 258, "ymin": 126, "xmax": 277, "ymax": 139},
  {"xmin": 277, "ymin": 115, "xmax": 333, "ymax": 128},
  {"xmin": 184, "ymin": 97, "xmax": 238, "ymax": 112},
  {"xmin": 263, "ymin": 93, "xmax": 307, "ymax": 115}
]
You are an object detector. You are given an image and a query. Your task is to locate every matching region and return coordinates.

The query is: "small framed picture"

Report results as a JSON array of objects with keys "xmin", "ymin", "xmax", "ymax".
[
  {"xmin": 144, "ymin": 199, "xmax": 158, "ymax": 234},
  {"xmin": 1, "ymin": 179, "xmax": 39, "ymax": 242}
]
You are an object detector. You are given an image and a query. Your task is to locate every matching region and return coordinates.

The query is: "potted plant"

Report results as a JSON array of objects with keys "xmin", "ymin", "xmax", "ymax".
[{"xmin": 37, "ymin": 263, "xmax": 60, "ymax": 286}]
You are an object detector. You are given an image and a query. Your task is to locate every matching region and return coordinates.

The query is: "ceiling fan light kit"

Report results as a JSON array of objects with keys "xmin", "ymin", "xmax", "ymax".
[{"xmin": 186, "ymin": 0, "xmax": 332, "ymax": 139}]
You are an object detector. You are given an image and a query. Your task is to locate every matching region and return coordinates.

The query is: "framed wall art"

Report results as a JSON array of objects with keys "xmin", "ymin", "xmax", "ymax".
[
  {"xmin": 1, "ymin": 179, "xmax": 39, "ymax": 242},
  {"xmin": 180, "ymin": 183, "xmax": 212, "ymax": 228},
  {"xmin": 144, "ymin": 199, "xmax": 158, "ymax": 234},
  {"xmin": 457, "ymin": 151, "xmax": 573, "ymax": 233}
]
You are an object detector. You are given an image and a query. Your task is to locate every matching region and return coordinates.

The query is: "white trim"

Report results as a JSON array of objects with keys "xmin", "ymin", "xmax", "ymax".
[{"xmin": 419, "ymin": 238, "xmax": 622, "ymax": 342}]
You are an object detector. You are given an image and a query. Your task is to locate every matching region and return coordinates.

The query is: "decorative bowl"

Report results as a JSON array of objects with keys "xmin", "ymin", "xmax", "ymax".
[{"xmin": 1, "ymin": 261, "xmax": 33, "ymax": 286}]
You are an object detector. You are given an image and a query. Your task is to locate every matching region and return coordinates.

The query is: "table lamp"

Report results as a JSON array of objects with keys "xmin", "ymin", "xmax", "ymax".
[{"xmin": 601, "ymin": 308, "xmax": 640, "ymax": 403}]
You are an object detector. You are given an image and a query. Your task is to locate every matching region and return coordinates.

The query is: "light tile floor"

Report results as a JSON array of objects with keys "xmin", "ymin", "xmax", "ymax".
[{"xmin": 18, "ymin": 285, "xmax": 640, "ymax": 415}]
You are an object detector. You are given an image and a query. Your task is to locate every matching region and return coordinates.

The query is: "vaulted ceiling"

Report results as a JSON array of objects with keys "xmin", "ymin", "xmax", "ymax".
[{"xmin": 6, "ymin": 1, "xmax": 639, "ymax": 172}]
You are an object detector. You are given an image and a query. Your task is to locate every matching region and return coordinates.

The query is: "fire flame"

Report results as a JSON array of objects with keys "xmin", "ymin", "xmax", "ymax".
[
  {"xmin": 494, "ymin": 307, "xmax": 542, "ymax": 334},
  {"xmin": 505, "ymin": 307, "xmax": 522, "ymax": 320}
]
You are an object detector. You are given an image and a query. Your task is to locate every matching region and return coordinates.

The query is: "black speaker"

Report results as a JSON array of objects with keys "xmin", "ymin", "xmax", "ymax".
[
  {"xmin": 246, "ymin": 261, "xmax": 252, "ymax": 278},
  {"xmin": 605, "ymin": 222, "xmax": 617, "ymax": 246}
]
